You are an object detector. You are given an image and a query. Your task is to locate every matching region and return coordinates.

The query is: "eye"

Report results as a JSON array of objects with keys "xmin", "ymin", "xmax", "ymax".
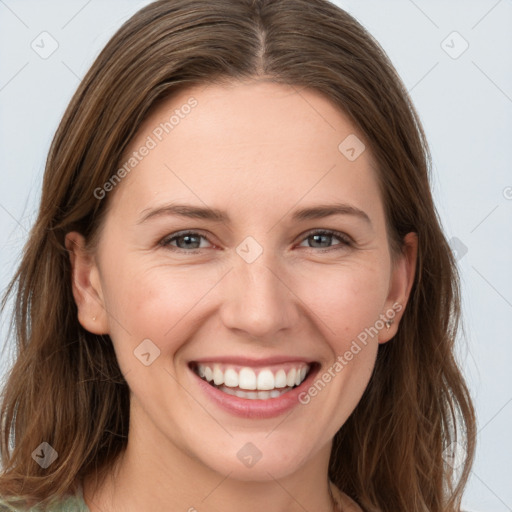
[
  {"xmin": 160, "ymin": 231, "xmax": 213, "ymax": 252},
  {"xmin": 297, "ymin": 229, "xmax": 353, "ymax": 252},
  {"xmin": 159, "ymin": 229, "xmax": 352, "ymax": 253}
]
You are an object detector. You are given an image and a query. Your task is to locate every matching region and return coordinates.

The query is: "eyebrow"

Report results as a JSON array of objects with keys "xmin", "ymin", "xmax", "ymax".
[{"xmin": 138, "ymin": 202, "xmax": 372, "ymax": 226}]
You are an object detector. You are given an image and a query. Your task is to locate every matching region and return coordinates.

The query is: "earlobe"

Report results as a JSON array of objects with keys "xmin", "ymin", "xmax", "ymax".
[
  {"xmin": 379, "ymin": 232, "xmax": 418, "ymax": 343},
  {"xmin": 65, "ymin": 231, "xmax": 109, "ymax": 335}
]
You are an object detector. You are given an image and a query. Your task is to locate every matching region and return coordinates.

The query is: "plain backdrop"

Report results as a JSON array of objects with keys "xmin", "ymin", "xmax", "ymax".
[{"xmin": 0, "ymin": 1, "xmax": 511, "ymax": 511}]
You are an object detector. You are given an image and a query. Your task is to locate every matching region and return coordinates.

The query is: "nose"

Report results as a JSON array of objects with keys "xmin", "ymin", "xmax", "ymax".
[{"xmin": 219, "ymin": 247, "xmax": 300, "ymax": 341}]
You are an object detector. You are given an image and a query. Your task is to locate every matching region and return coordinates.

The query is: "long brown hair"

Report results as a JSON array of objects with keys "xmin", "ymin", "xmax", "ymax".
[{"xmin": 0, "ymin": 1, "xmax": 476, "ymax": 510}]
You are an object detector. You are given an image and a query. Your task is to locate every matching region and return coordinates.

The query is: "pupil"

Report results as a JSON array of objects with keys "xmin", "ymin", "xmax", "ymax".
[
  {"xmin": 181, "ymin": 235, "xmax": 199, "ymax": 249},
  {"xmin": 311, "ymin": 234, "xmax": 329, "ymax": 248}
]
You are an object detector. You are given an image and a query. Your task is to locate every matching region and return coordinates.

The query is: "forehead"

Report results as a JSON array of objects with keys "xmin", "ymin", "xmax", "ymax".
[
  {"xmin": 109, "ymin": 80, "xmax": 382, "ymax": 222},
  {"xmin": 135, "ymin": 80, "xmax": 366, "ymax": 159}
]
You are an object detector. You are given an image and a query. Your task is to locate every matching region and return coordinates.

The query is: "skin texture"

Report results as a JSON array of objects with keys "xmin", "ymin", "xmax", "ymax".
[{"xmin": 66, "ymin": 80, "xmax": 417, "ymax": 512}]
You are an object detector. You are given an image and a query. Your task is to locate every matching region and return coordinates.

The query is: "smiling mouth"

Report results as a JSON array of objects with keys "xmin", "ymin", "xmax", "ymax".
[{"xmin": 189, "ymin": 361, "xmax": 317, "ymax": 400}]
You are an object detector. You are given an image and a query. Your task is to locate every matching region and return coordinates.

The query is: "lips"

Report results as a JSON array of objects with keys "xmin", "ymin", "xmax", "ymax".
[{"xmin": 187, "ymin": 358, "xmax": 321, "ymax": 419}]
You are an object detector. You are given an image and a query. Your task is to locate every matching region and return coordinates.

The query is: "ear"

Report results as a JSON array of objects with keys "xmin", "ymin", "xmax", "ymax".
[
  {"xmin": 65, "ymin": 231, "xmax": 109, "ymax": 335},
  {"xmin": 379, "ymin": 232, "xmax": 418, "ymax": 343}
]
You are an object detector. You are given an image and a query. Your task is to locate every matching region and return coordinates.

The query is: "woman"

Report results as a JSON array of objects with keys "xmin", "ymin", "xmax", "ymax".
[{"xmin": 0, "ymin": 0, "xmax": 476, "ymax": 511}]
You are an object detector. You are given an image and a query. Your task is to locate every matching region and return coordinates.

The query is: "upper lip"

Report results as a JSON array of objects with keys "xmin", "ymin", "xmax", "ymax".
[{"xmin": 189, "ymin": 355, "xmax": 317, "ymax": 367}]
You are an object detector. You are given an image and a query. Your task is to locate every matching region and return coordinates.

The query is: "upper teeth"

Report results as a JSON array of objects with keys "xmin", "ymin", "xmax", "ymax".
[{"xmin": 196, "ymin": 364, "xmax": 310, "ymax": 391}]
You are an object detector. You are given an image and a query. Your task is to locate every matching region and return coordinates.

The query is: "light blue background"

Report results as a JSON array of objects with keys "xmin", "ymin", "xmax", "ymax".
[{"xmin": 1, "ymin": 1, "xmax": 511, "ymax": 511}]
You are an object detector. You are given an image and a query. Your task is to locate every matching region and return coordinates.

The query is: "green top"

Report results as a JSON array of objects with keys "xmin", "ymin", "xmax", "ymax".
[
  {"xmin": 0, "ymin": 483, "xmax": 90, "ymax": 511},
  {"xmin": 0, "ymin": 481, "xmax": 359, "ymax": 511}
]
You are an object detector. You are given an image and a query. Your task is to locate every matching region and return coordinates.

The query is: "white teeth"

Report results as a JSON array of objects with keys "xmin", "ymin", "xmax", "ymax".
[
  {"xmin": 257, "ymin": 369, "xmax": 275, "ymax": 390},
  {"xmin": 286, "ymin": 368, "xmax": 296, "ymax": 387},
  {"xmin": 195, "ymin": 363, "xmax": 311, "ymax": 391},
  {"xmin": 219, "ymin": 386, "xmax": 236, "ymax": 397},
  {"xmin": 238, "ymin": 367, "xmax": 257, "ymax": 390},
  {"xmin": 223, "ymin": 368, "xmax": 238, "ymax": 387},
  {"xmin": 274, "ymin": 369, "xmax": 287, "ymax": 388},
  {"xmin": 217, "ymin": 385, "xmax": 292, "ymax": 400},
  {"xmin": 213, "ymin": 365, "xmax": 224, "ymax": 385}
]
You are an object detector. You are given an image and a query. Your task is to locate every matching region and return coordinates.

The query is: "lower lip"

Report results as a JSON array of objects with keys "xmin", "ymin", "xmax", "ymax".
[{"xmin": 189, "ymin": 364, "xmax": 320, "ymax": 419}]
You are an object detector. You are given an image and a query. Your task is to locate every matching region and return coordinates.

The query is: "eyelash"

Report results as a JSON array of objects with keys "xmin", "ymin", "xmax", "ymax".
[{"xmin": 159, "ymin": 229, "xmax": 353, "ymax": 254}]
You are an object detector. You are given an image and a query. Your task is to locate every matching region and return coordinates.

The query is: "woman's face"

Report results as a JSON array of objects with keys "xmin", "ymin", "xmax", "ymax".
[{"xmin": 67, "ymin": 80, "xmax": 416, "ymax": 482}]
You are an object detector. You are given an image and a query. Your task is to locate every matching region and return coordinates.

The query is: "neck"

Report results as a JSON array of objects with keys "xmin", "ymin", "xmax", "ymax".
[{"xmin": 83, "ymin": 402, "xmax": 336, "ymax": 512}]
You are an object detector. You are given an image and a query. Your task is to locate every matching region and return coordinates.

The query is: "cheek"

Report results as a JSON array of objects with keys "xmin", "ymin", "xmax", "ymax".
[
  {"xmin": 100, "ymin": 255, "xmax": 218, "ymax": 349},
  {"xmin": 292, "ymin": 259, "xmax": 390, "ymax": 346}
]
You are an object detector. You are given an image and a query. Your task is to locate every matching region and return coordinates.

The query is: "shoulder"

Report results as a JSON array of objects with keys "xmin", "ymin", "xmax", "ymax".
[
  {"xmin": 329, "ymin": 480, "xmax": 364, "ymax": 512},
  {"xmin": 0, "ymin": 495, "xmax": 27, "ymax": 511},
  {"xmin": 0, "ymin": 491, "xmax": 90, "ymax": 511}
]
